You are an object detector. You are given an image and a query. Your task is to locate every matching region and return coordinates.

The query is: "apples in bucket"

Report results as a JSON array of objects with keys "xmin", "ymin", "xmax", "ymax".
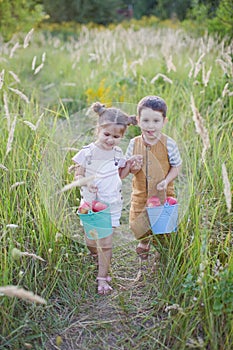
[
  {"xmin": 146, "ymin": 196, "xmax": 177, "ymax": 207},
  {"xmin": 92, "ymin": 200, "xmax": 107, "ymax": 212},
  {"xmin": 146, "ymin": 195, "xmax": 178, "ymax": 234},
  {"xmin": 78, "ymin": 200, "xmax": 107, "ymax": 214},
  {"xmin": 165, "ymin": 196, "xmax": 178, "ymax": 205},
  {"xmin": 78, "ymin": 202, "xmax": 91, "ymax": 214},
  {"xmin": 146, "ymin": 196, "xmax": 161, "ymax": 207}
]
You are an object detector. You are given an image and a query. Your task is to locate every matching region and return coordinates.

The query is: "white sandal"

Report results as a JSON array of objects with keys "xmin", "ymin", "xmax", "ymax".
[{"xmin": 96, "ymin": 276, "xmax": 112, "ymax": 295}]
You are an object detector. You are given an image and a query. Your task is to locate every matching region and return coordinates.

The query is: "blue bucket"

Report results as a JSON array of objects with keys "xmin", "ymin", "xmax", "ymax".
[
  {"xmin": 146, "ymin": 203, "xmax": 178, "ymax": 234},
  {"xmin": 77, "ymin": 205, "xmax": 112, "ymax": 239}
]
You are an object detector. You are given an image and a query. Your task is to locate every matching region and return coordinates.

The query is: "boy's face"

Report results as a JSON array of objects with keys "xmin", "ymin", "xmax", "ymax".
[{"xmin": 138, "ymin": 108, "xmax": 167, "ymax": 142}]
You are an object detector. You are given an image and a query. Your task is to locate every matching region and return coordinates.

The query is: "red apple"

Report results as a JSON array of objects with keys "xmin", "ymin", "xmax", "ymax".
[
  {"xmin": 146, "ymin": 196, "xmax": 161, "ymax": 207},
  {"xmin": 92, "ymin": 201, "xmax": 107, "ymax": 212},
  {"xmin": 91, "ymin": 200, "xmax": 99, "ymax": 209},
  {"xmin": 165, "ymin": 196, "xmax": 178, "ymax": 205},
  {"xmin": 78, "ymin": 202, "xmax": 91, "ymax": 214}
]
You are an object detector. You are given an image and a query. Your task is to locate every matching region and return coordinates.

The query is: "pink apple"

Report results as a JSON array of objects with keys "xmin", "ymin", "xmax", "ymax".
[
  {"xmin": 165, "ymin": 196, "xmax": 178, "ymax": 205},
  {"xmin": 92, "ymin": 201, "xmax": 107, "ymax": 212},
  {"xmin": 146, "ymin": 196, "xmax": 161, "ymax": 207},
  {"xmin": 78, "ymin": 202, "xmax": 91, "ymax": 214}
]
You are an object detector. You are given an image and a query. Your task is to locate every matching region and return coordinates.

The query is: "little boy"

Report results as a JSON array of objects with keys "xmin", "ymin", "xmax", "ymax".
[{"xmin": 123, "ymin": 95, "xmax": 182, "ymax": 259}]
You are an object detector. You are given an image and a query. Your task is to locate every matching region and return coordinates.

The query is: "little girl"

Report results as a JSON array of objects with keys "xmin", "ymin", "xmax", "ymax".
[{"xmin": 71, "ymin": 102, "xmax": 140, "ymax": 295}]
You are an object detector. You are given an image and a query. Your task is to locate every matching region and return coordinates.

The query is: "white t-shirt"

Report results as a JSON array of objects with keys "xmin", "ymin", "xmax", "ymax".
[{"xmin": 72, "ymin": 142, "xmax": 126, "ymax": 227}]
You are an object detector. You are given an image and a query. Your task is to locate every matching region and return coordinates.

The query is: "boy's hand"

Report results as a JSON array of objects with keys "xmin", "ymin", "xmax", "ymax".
[
  {"xmin": 156, "ymin": 179, "xmax": 167, "ymax": 191},
  {"xmin": 128, "ymin": 155, "xmax": 143, "ymax": 173}
]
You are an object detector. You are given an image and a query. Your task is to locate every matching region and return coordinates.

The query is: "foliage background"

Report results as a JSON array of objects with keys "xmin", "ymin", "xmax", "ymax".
[
  {"xmin": 0, "ymin": 0, "xmax": 232, "ymax": 40},
  {"xmin": 0, "ymin": 2, "xmax": 232, "ymax": 350}
]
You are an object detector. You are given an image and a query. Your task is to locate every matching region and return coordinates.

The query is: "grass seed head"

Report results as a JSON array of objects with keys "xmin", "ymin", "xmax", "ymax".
[
  {"xmin": 0, "ymin": 285, "xmax": 47, "ymax": 304},
  {"xmin": 222, "ymin": 163, "xmax": 232, "ymax": 214}
]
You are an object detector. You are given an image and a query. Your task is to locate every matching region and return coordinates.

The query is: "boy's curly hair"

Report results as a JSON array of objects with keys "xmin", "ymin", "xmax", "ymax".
[{"xmin": 137, "ymin": 95, "xmax": 167, "ymax": 118}]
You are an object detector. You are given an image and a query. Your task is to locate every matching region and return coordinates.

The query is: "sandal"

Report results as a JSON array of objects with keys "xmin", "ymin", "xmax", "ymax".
[
  {"xmin": 136, "ymin": 245, "xmax": 150, "ymax": 260},
  {"xmin": 97, "ymin": 276, "xmax": 112, "ymax": 295}
]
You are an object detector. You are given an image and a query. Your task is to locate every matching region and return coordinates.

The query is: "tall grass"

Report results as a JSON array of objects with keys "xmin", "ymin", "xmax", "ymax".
[{"xmin": 0, "ymin": 24, "xmax": 232, "ymax": 349}]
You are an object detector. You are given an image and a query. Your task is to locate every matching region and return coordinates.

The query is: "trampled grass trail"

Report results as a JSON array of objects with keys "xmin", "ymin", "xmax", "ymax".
[{"xmin": 44, "ymin": 225, "xmax": 196, "ymax": 350}]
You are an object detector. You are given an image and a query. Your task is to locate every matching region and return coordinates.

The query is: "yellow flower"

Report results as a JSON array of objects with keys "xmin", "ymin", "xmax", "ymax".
[{"xmin": 85, "ymin": 79, "xmax": 112, "ymax": 105}]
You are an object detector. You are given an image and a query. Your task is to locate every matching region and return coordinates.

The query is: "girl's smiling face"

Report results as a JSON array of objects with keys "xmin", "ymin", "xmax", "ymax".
[
  {"xmin": 95, "ymin": 124, "xmax": 124, "ymax": 150},
  {"xmin": 138, "ymin": 108, "xmax": 167, "ymax": 144}
]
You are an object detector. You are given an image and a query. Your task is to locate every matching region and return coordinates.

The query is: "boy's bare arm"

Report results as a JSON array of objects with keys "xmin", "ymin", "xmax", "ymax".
[
  {"xmin": 166, "ymin": 165, "xmax": 181, "ymax": 183},
  {"xmin": 156, "ymin": 165, "xmax": 182, "ymax": 191}
]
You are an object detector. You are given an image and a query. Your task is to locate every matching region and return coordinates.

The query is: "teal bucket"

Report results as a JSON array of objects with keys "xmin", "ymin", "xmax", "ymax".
[
  {"xmin": 146, "ymin": 203, "xmax": 178, "ymax": 234},
  {"xmin": 78, "ymin": 205, "xmax": 112, "ymax": 239}
]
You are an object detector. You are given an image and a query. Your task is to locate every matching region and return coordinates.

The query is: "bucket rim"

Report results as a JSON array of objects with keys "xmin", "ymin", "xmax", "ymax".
[{"xmin": 146, "ymin": 203, "xmax": 178, "ymax": 210}]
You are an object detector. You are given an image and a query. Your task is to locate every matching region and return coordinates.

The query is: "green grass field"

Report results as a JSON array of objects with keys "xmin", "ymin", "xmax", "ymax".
[{"xmin": 0, "ymin": 23, "xmax": 232, "ymax": 349}]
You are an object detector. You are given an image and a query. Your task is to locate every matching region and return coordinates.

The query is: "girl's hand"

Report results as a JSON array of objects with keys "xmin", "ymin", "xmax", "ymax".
[
  {"xmin": 87, "ymin": 183, "xmax": 98, "ymax": 193},
  {"xmin": 156, "ymin": 179, "xmax": 167, "ymax": 191}
]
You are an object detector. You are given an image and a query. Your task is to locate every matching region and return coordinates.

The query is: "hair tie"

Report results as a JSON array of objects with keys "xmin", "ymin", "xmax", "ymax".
[
  {"xmin": 128, "ymin": 115, "xmax": 137, "ymax": 126},
  {"xmin": 91, "ymin": 102, "xmax": 106, "ymax": 116},
  {"xmin": 98, "ymin": 105, "xmax": 106, "ymax": 116}
]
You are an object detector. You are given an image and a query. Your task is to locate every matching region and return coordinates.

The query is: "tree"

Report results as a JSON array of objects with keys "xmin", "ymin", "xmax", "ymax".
[
  {"xmin": 154, "ymin": 0, "xmax": 192, "ymax": 20},
  {"xmin": 42, "ymin": 0, "xmax": 124, "ymax": 25},
  {"xmin": 186, "ymin": 0, "xmax": 232, "ymax": 38},
  {"xmin": 128, "ymin": 0, "xmax": 193, "ymax": 21},
  {"xmin": 210, "ymin": 0, "xmax": 233, "ymax": 38},
  {"xmin": 188, "ymin": 0, "xmax": 221, "ymax": 19},
  {"xmin": 0, "ymin": 0, "xmax": 46, "ymax": 41},
  {"xmin": 128, "ymin": 0, "xmax": 158, "ymax": 19},
  {"xmin": 216, "ymin": 0, "xmax": 233, "ymax": 27}
]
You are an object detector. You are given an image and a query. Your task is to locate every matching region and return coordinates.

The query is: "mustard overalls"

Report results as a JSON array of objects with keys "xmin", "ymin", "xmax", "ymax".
[{"xmin": 129, "ymin": 134, "xmax": 175, "ymax": 239}]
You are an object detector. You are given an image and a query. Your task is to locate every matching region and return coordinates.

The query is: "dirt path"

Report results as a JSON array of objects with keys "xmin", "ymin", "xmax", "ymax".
[{"xmin": 46, "ymin": 225, "xmax": 162, "ymax": 350}]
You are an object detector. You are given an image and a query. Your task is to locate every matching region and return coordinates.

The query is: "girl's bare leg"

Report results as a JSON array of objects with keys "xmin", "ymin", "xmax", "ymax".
[
  {"xmin": 85, "ymin": 234, "xmax": 113, "ymax": 294},
  {"xmin": 87, "ymin": 245, "xmax": 97, "ymax": 256},
  {"xmin": 96, "ymin": 234, "xmax": 113, "ymax": 294},
  {"xmin": 85, "ymin": 236, "xmax": 98, "ymax": 263}
]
